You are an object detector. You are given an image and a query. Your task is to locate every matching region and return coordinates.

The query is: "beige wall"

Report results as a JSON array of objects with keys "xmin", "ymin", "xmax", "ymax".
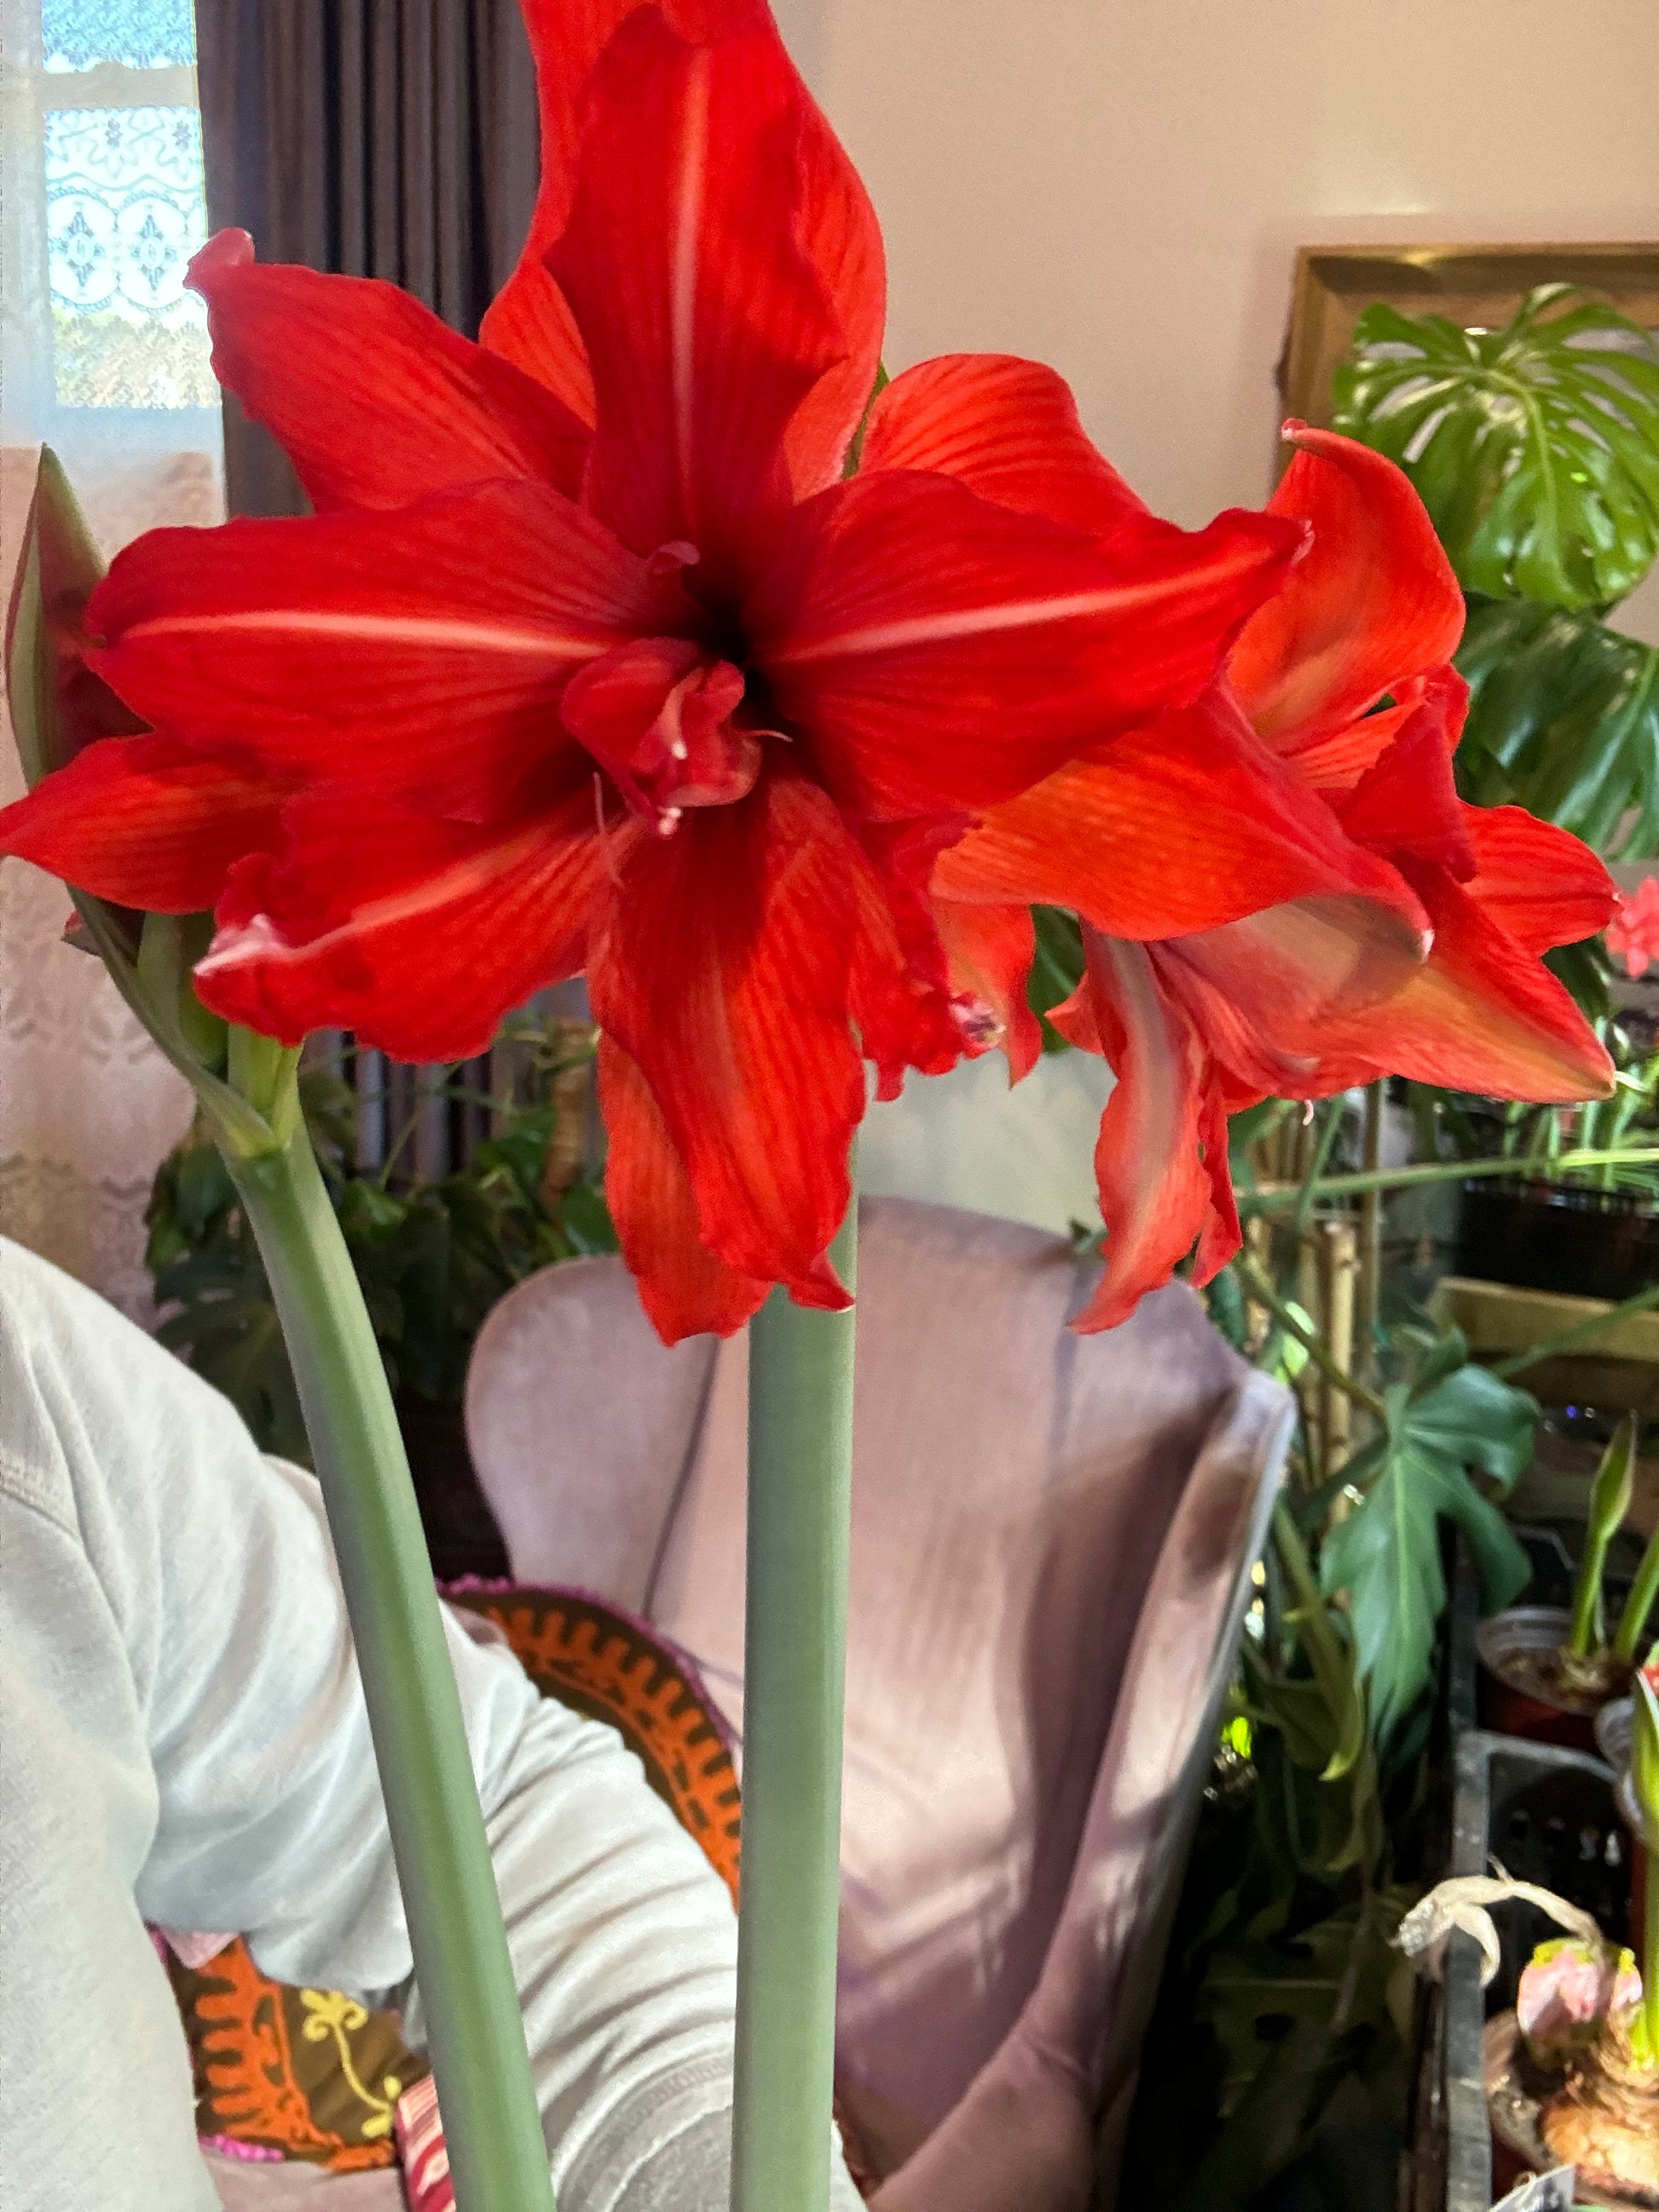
[{"xmin": 802, "ymin": 0, "xmax": 1659, "ymax": 640}]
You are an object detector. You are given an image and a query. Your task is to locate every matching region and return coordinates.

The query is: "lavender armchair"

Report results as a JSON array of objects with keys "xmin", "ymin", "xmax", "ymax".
[{"xmin": 465, "ymin": 1197, "xmax": 1292, "ymax": 2210}]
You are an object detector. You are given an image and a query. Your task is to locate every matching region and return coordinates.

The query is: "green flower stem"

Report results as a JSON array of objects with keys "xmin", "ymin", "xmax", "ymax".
[
  {"xmin": 1565, "ymin": 1417, "xmax": 1636, "ymax": 1660},
  {"xmin": 226, "ymin": 1123, "xmax": 554, "ymax": 2212},
  {"xmin": 731, "ymin": 1192, "xmax": 858, "ymax": 2212},
  {"xmin": 1616, "ymin": 1521, "xmax": 1659, "ymax": 1665},
  {"xmin": 1241, "ymin": 1145, "xmax": 1659, "ymax": 1210},
  {"xmin": 1235, "ymin": 1256, "xmax": 1389, "ymax": 1424}
]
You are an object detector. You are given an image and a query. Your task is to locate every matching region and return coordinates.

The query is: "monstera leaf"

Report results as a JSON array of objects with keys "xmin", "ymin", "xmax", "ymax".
[
  {"xmin": 1455, "ymin": 594, "xmax": 1659, "ymax": 857},
  {"xmin": 1333, "ymin": 285, "xmax": 1659, "ymax": 613},
  {"xmin": 1321, "ymin": 1331, "xmax": 1535, "ymax": 1740}
]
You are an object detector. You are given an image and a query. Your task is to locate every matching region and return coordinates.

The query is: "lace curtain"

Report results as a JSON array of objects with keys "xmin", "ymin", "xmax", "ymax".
[{"xmin": 0, "ymin": 0, "xmax": 222, "ymax": 1314}]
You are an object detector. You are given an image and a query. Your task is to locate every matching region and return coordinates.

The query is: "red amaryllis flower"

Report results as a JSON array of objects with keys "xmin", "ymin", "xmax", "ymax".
[
  {"xmin": 0, "ymin": 0, "xmax": 1305, "ymax": 1343},
  {"xmin": 934, "ymin": 426, "xmax": 1616, "ymax": 1330}
]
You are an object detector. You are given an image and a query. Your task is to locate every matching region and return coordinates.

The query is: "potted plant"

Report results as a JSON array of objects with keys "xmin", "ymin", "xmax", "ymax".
[{"xmin": 1477, "ymin": 1418, "xmax": 1659, "ymax": 1747}]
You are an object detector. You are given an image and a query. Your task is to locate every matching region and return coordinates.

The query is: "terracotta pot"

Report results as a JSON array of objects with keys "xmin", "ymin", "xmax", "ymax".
[{"xmin": 1477, "ymin": 1607, "xmax": 1607, "ymax": 1753}]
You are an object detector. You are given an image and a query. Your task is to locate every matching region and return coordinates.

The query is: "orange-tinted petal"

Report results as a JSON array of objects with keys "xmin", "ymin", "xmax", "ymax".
[
  {"xmin": 598, "ymin": 1036, "xmax": 772, "ymax": 1343},
  {"xmin": 1066, "ymin": 932, "xmax": 1236, "ymax": 1333},
  {"xmin": 861, "ymin": 354, "xmax": 1147, "ymax": 534},
  {"xmin": 189, "ymin": 230, "xmax": 589, "ymax": 511},
  {"xmin": 847, "ymin": 818, "xmax": 965, "ymax": 1097},
  {"xmin": 1458, "ymin": 806, "xmax": 1617, "ymax": 956},
  {"xmin": 934, "ymin": 690, "xmax": 1431, "ymax": 941},
  {"xmin": 0, "ymin": 735, "xmax": 286, "ymax": 912},
  {"xmin": 931, "ymin": 898, "xmax": 1042, "ymax": 1079},
  {"xmin": 1228, "ymin": 424, "xmax": 1464, "ymax": 764}
]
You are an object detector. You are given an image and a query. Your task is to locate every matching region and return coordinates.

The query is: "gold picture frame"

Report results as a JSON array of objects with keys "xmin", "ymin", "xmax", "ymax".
[{"xmin": 1277, "ymin": 241, "xmax": 1659, "ymax": 431}]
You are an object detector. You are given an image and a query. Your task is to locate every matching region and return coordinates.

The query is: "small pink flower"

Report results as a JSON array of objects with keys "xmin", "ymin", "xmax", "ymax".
[{"xmin": 1607, "ymin": 876, "xmax": 1659, "ymax": 979}]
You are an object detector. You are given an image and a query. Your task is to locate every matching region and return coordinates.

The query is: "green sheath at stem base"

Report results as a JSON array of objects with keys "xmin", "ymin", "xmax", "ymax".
[
  {"xmin": 731, "ymin": 1191, "xmax": 859, "ymax": 2212},
  {"xmin": 228, "ymin": 1127, "xmax": 554, "ymax": 2212}
]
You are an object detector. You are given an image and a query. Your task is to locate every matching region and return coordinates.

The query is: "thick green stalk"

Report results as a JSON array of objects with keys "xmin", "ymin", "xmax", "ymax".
[
  {"xmin": 731, "ymin": 1193, "xmax": 858, "ymax": 2212},
  {"xmin": 1615, "ymin": 1518, "xmax": 1659, "ymax": 1664},
  {"xmin": 1565, "ymin": 1416, "xmax": 1636, "ymax": 1660},
  {"xmin": 227, "ymin": 1125, "xmax": 554, "ymax": 2212}
]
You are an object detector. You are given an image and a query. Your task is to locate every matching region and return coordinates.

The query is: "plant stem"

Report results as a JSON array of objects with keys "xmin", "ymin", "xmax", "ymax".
[
  {"xmin": 227, "ymin": 1125, "xmax": 554, "ymax": 2212},
  {"xmin": 731, "ymin": 1191, "xmax": 858, "ymax": 2212},
  {"xmin": 1356, "ymin": 1084, "xmax": 1384, "ymax": 1358},
  {"xmin": 1241, "ymin": 1145, "xmax": 1659, "ymax": 1210},
  {"xmin": 1294, "ymin": 1097, "xmax": 1347, "ymax": 1236},
  {"xmin": 1616, "ymin": 1519, "xmax": 1659, "ymax": 1664},
  {"xmin": 1235, "ymin": 1256, "xmax": 1389, "ymax": 1423},
  {"xmin": 1493, "ymin": 1279, "xmax": 1659, "ymax": 1379}
]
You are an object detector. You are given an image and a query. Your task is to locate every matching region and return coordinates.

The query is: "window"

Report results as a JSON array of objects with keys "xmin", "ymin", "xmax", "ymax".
[{"xmin": 1, "ymin": 0, "xmax": 221, "ymax": 461}]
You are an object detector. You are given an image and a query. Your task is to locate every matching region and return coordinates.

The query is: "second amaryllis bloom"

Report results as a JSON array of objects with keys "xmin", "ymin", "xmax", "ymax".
[
  {"xmin": 934, "ymin": 427, "xmax": 1617, "ymax": 1329},
  {"xmin": 0, "ymin": 1, "xmax": 1314, "ymax": 1343}
]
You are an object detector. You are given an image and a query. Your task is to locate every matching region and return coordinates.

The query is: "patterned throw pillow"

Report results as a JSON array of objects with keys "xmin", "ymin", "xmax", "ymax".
[
  {"xmin": 165, "ymin": 1583, "xmax": 875, "ymax": 2199},
  {"xmin": 164, "ymin": 1585, "xmax": 741, "ymax": 2173}
]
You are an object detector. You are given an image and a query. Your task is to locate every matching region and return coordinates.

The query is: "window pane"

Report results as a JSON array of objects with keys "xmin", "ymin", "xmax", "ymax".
[
  {"xmin": 42, "ymin": 0, "xmax": 197, "ymax": 70},
  {"xmin": 46, "ymin": 106, "xmax": 216, "ymax": 408}
]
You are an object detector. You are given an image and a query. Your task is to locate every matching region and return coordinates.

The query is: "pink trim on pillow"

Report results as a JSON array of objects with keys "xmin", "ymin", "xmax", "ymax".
[
  {"xmin": 396, "ymin": 2073, "xmax": 453, "ymax": 2212},
  {"xmin": 199, "ymin": 2135, "xmax": 284, "ymax": 2163}
]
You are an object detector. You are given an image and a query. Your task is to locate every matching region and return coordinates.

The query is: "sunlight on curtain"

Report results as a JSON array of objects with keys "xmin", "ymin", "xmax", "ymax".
[{"xmin": 1, "ymin": 0, "xmax": 221, "ymax": 1312}]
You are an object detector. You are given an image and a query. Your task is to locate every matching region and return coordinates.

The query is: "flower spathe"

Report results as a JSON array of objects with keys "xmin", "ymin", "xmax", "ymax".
[
  {"xmin": 934, "ymin": 427, "xmax": 1617, "ymax": 1330},
  {"xmin": 0, "ymin": 0, "xmax": 1322, "ymax": 1344}
]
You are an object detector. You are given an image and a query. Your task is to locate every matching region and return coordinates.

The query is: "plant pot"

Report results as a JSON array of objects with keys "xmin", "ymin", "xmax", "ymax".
[
  {"xmin": 1484, "ymin": 2010, "xmax": 1659, "ymax": 2209},
  {"xmin": 1477, "ymin": 1607, "xmax": 1628, "ymax": 1752},
  {"xmin": 1442, "ymin": 1733, "xmax": 1633, "ymax": 2212},
  {"xmin": 1455, "ymin": 1180, "xmax": 1659, "ymax": 1306}
]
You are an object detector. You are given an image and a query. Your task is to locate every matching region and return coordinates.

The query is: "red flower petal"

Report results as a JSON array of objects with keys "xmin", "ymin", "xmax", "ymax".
[
  {"xmin": 1228, "ymin": 425, "xmax": 1465, "ymax": 761},
  {"xmin": 546, "ymin": 11, "xmax": 844, "ymax": 579},
  {"xmin": 0, "ymin": 735, "xmax": 286, "ymax": 912},
  {"xmin": 847, "ymin": 819, "xmax": 965, "ymax": 1097},
  {"xmin": 485, "ymin": 0, "xmax": 881, "ymax": 499},
  {"xmin": 1066, "ymin": 933, "xmax": 1236, "ymax": 1334},
  {"xmin": 1334, "ymin": 671, "xmax": 1477, "ymax": 880},
  {"xmin": 560, "ymin": 636, "xmax": 758, "ymax": 823},
  {"xmin": 587, "ymin": 767, "xmax": 864, "ymax": 1303},
  {"xmin": 598, "ymin": 1036, "xmax": 771, "ymax": 1343},
  {"xmin": 752, "ymin": 471, "xmax": 1303, "ymax": 818},
  {"xmin": 89, "ymin": 481, "xmax": 668, "ymax": 819},
  {"xmin": 934, "ymin": 690, "xmax": 1431, "ymax": 942},
  {"xmin": 188, "ymin": 231, "xmax": 590, "ymax": 511},
  {"xmin": 861, "ymin": 355, "xmax": 1147, "ymax": 534},
  {"xmin": 194, "ymin": 786, "xmax": 617, "ymax": 1060},
  {"xmin": 1458, "ymin": 806, "xmax": 1617, "ymax": 956},
  {"xmin": 931, "ymin": 898, "xmax": 1042, "ymax": 1080}
]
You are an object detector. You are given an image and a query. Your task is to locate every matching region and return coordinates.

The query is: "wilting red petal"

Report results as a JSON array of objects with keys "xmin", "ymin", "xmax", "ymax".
[
  {"xmin": 598, "ymin": 1037, "xmax": 771, "ymax": 1343},
  {"xmin": 0, "ymin": 735, "xmax": 286, "ymax": 912},
  {"xmin": 90, "ymin": 482, "xmax": 670, "ymax": 818},
  {"xmin": 194, "ymin": 787, "xmax": 618, "ymax": 1060},
  {"xmin": 1301, "ymin": 872, "xmax": 1616, "ymax": 1102},
  {"xmin": 188, "ymin": 231, "xmax": 589, "ymax": 511},
  {"xmin": 934, "ymin": 690, "xmax": 1431, "ymax": 940},
  {"xmin": 1458, "ymin": 806, "xmax": 1617, "ymax": 956},
  {"xmin": 861, "ymin": 355, "xmax": 1147, "ymax": 534},
  {"xmin": 847, "ymin": 818, "xmax": 965, "ymax": 1097},
  {"xmin": 1228, "ymin": 424, "xmax": 1464, "ymax": 761},
  {"xmin": 547, "ymin": 12, "xmax": 843, "ymax": 579},
  {"xmin": 1153, "ymin": 888, "xmax": 1433, "ymax": 1083},
  {"xmin": 587, "ymin": 767, "xmax": 863, "ymax": 1302},
  {"xmin": 1065, "ymin": 933, "xmax": 1235, "ymax": 1334},
  {"xmin": 1334, "ymin": 671, "xmax": 1477, "ymax": 880},
  {"xmin": 931, "ymin": 898, "xmax": 1041, "ymax": 1079},
  {"xmin": 752, "ymin": 470, "xmax": 1302, "ymax": 818}
]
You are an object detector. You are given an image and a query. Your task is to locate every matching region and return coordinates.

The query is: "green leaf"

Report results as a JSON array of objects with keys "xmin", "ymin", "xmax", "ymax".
[
  {"xmin": 1320, "ymin": 1351, "xmax": 1535, "ymax": 1738},
  {"xmin": 1333, "ymin": 286, "xmax": 1659, "ymax": 612},
  {"xmin": 1454, "ymin": 592, "xmax": 1659, "ymax": 857},
  {"xmin": 1027, "ymin": 904, "xmax": 1084, "ymax": 1052}
]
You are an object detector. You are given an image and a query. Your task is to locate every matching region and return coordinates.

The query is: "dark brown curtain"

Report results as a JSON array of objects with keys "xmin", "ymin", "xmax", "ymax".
[{"xmin": 197, "ymin": 0, "xmax": 540, "ymax": 520}]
